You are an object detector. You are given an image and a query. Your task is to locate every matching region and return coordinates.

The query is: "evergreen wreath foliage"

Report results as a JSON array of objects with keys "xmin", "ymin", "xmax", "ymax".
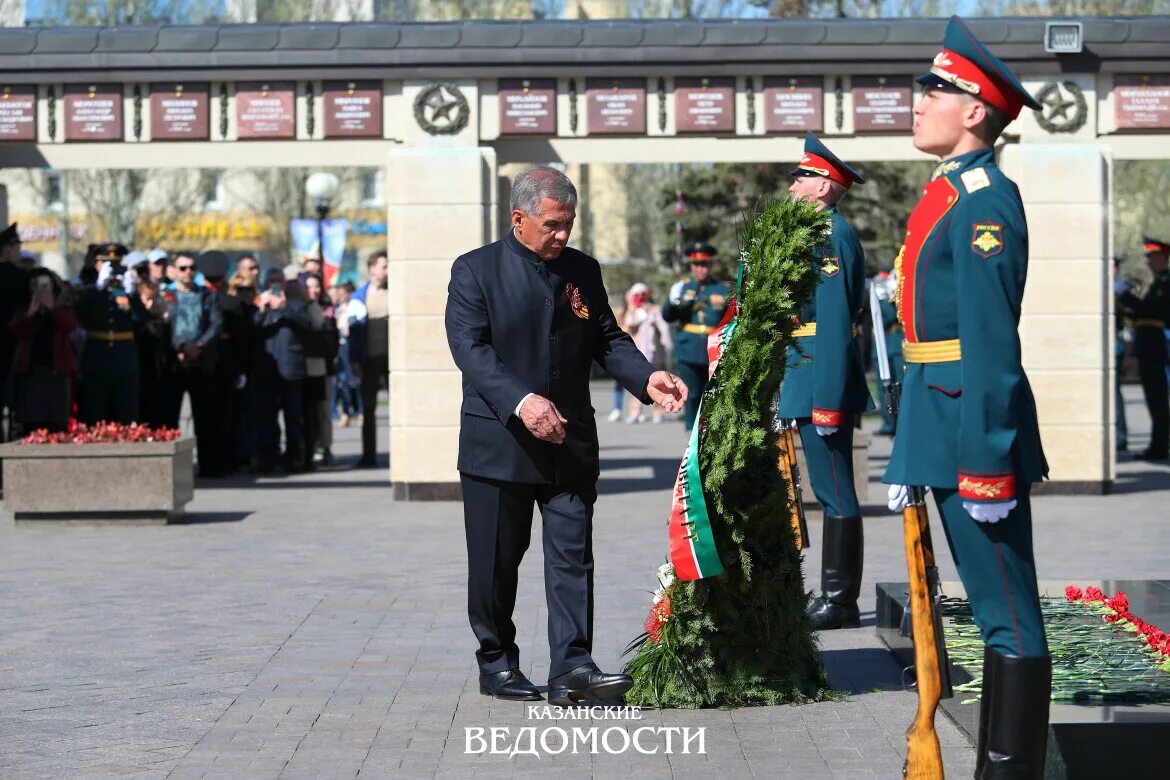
[{"xmin": 624, "ymin": 197, "xmax": 836, "ymax": 708}]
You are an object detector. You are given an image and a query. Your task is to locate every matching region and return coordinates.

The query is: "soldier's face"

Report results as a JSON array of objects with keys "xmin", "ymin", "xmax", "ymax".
[
  {"xmin": 1147, "ymin": 251, "xmax": 1169, "ymax": 273},
  {"xmin": 690, "ymin": 262, "xmax": 711, "ymax": 282},
  {"xmin": 788, "ymin": 175, "xmax": 828, "ymax": 204},
  {"xmin": 913, "ymin": 86, "xmax": 970, "ymax": 157},
  {"xmin": 513, "ymin": 197, "xmax": 575, "ymax": 261}
]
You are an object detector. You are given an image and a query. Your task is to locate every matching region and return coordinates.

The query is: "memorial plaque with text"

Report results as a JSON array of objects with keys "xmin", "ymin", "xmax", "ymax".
[
  {"xmin": 64, "ymin": 85, "xmax": 123, "ymax": 141},
  {"xmin": 852, "ymin": 77, "xmax": 912, "ymax": 132},
  {"xmin": 236, "ymin": 82, "xmax": 295, "ymax": 139},
  {"xmin": 586, "ymin": 78, "xmax": 646, "ymax": 135},
  {"xmin": 0, "ymin": 85, "xmax": 36, "ymax": 141},
  {"xmin": 150, "ymin": 83, "xmax": 209, "ymax": 140},
  {"xmin": 763, "ymin": 77, "xmax": 823, "ymax": 134},
  {"xmin": 675, "ymin": 77, "xmax": 735, "ymax": 133},
  {"xmin": 499, "ymin": 79, "xmax": 556, "ymax": 135},
  {"xmin": 323, "ymin": 81, "xmax": 383, "ymax": 138},
  {"xmin": 1115, "ymin": 75, "xmax": 1170, "ymax": 129}
]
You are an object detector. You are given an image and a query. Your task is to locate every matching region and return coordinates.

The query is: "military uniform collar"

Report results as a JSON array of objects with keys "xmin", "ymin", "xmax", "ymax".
[{"xmin": 931, "ymin": 147, "xmax": 994, "ymax": 181}]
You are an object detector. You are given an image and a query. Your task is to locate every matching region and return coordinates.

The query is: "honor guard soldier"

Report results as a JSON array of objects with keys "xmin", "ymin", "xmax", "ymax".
[
  {"xmin": 779, "ymin": 132, "xmax": 874, "ymax": 631},
  {"xmin": 884, "ymin": 17, "xmax": 1051, "ymax": 777},
  {"xmin": 76, "ymin": 243, "xmax": 147, "ymax": 424},
  {"xmin": 1117, "ymin": 237, "xmax": 1170, "ymax": 460},
  {"xmin": 663, "ymin": 242, "xmax": 730, "ymax": 430}
]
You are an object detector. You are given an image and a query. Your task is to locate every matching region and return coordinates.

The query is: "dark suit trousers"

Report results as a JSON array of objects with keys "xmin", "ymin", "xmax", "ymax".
[
  {"xmin": 460, "ymin": 473, "xmax": 597, "ymax": 680},
  {"xmin": 172, "ymin": 366, "xmax": 218, "ymax": 476},
  {"xmin": 360, "ymin": 353, "xmax": 388, "ymax": 461}
]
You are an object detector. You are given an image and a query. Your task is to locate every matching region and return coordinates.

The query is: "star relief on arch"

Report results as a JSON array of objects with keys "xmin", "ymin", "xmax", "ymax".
[{"xmin": 413, "ymin": 83, "xmax": 471, "ymax": 136}]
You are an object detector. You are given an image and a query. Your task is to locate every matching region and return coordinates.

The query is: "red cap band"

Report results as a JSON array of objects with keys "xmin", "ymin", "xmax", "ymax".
[
  {"xmin": 797, "ymin": 153, "xmax": 852, "ymax": 189},
  {"xmin": 930, "ymin": 48, "xmax": 1023, "ymax": 119}
]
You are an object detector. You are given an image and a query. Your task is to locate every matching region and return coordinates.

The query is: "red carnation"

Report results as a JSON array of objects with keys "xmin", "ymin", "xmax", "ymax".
[
  {"xmin": 1106, "ymin": 592, "xmax": 1130, "ymax": 614},
  {"xmin": 644, "ymin": 594, "xmax": 673, "ymax": 644},
  {"xmin": 1065, "ymin": 586, "xmax": 1083, "ymax": 602},
  {"xmin": 1083, "ymin": 586, "xmax": 1105, "ymax": 603}
]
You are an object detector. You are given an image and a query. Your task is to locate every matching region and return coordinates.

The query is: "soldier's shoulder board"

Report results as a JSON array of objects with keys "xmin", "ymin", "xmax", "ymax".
[
  {"xmin": 960, "ymin": 167, "xmax": 991, "ymax": 194},
  {"xmin": 971, "ymin": 223, "xmax": 1005, "ymax": 258}
]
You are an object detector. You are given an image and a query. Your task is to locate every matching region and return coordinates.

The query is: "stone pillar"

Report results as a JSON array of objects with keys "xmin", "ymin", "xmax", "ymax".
[
  {"xmin": 385, "ymin": 145, "xmax": 498, "ymax": 500},
  {"xmin": 999, "ymin": 143, "xmax": 1113, "ymax": 493}
]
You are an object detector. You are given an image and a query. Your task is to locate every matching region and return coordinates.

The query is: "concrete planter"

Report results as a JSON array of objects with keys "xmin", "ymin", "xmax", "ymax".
[{"xmin": 0, "ymin": 438, "xmax": 195, "ymax": 525}]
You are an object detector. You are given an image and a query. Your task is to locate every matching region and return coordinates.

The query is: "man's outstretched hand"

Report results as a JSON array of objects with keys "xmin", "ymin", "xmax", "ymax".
[
  {"xmin": 646, "ymin": 371, "xmax": 688, "ymax": 413},
  {"xmin": 519, "ymin": 394, "xmax": 568, "ymax": 444}
]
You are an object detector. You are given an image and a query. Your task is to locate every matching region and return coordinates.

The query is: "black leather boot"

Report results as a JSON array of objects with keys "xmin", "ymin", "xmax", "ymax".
[
  {"xmin": 975, "ymin": 646, "xmax": 996, "ymax": 778},
  {"xmin": 979, "ymin": 651, "xmax": 1052, "ymax": 779},
  {"xmin": 806, "ymin": 516, "xmax": 863, "ymax": 630}
]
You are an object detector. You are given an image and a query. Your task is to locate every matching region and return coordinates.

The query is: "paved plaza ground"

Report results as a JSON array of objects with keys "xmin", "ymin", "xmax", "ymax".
[{"xmin": 1, "ymin": 383, "xmax": 1168, "ymax": 779}]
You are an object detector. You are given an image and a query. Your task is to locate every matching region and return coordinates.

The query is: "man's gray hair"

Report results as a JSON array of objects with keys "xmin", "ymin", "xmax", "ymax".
[{"xmin": 510, "ymin": 166, "xmax": 578, "ymax": 214}]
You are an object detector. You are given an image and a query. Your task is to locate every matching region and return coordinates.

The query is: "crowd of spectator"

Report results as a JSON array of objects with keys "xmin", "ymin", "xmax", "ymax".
[{"xmin": 0, "ymin": 223, "xmax": 389, "ymax": 476}]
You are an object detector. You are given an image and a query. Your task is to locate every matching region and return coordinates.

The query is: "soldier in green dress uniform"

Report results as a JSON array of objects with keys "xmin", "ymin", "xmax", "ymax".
[
  {"xmin": 1117, "ymin": 237, "xmax": 1170, "ymax": 460},
  {"xmin": 779, "ymin": 132, "xmax": 874, "ymax": 631},
  {"xmin": 75, "ymin": 243, "xmax": 147, "ymax": 425},
  {"xmin": 883, "ymin": 17, "xmax": 1051, "ymax": 777},
  {"xmin": 662, "ymin": 242, "xmax": 730, "ymax": 431}
]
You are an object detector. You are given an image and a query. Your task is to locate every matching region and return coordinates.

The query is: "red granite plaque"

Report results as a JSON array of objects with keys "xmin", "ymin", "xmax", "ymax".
[
  {"xmin": 586, "ymin": 78, "xmax": 646, "ymax": 135},
  {"xmin": 0, "ymin": 85, "xmax": 36, "ymax": 141},
  {"xmin": 763, "ymin": 77, "xmax": 823, "ymax": 134},
  {"xmin": 1115, "ymin": 75, "xmax": 1170, "ymax": 129},
  {"xmin": 63, "ymin": 84, "xmax": 123, "ymax": 141},
  {"xmin": 236, "ymin": 82, "xmax": 295, "ymax": 139},
  {"xmin": 499, "ymin": 79, "xmax": 556, "ymax": 135},
  {"xmin": 150, "ymin": 83, "xmax": 209, "ymax": 140},
  {"xmin": 675, "ymin": 77, "xmax": 735, "ymax": 133},
  {"xmin": 323, "ymin": 80, "xmax": 382, "ymax": 138},
  {"xmin": 852, "ymin": 77, "xmax": 912, "ymax": 132}
]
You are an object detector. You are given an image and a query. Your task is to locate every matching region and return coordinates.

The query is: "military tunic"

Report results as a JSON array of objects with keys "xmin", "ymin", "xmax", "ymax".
[
  {"xmin": 1119, "ymin": 268, "xmax": 1170, "ymax": 456},
  {"xmin": 662, "ymin": 277, "xmax": 730, "ymax": 430},
  {"xmin": 76, "ymin": 284, "xmax": 147, "ymax": 425},
  {"xmin": 777, "ymin": 204, "xmax": 874, "ymax": 517},
  {"xmin": 883, "ymin": 147, "xmax": 1047, "ymax": 658}
]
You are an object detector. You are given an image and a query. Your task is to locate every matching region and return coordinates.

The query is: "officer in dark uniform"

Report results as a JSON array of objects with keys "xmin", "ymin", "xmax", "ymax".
[
  {"xmin": 779, "ymin": 132, "xmax": 874, "ymax": 631},
  {"xmin": 662, "ymin": 242, "xmax": 730, "ymax": 431},
  {"xmin": 1112, "ymin": 255, "xmax": 1130, "ymax": 453},
  {"xmin": 75, "ymin": 243, "xmax": 146, "ymax": 424},
  {"xmin": 201, "ymin": 251, "xmax": 247, "ymax": 476},
  {"xmin": 1118, "ymin": 237, "xmax": 1170, "ymax": 460},
  {"xmin": 883, "ymin": 17, "xmax": 1051, "ymax": 776},
  {"xmin": 0, "ymin": 223, "xmax": 31, "ymax": 440}
]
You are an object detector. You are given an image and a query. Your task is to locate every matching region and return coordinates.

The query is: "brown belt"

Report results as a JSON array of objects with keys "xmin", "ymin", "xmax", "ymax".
[{"xmin": 89, "ymin": 330, "xmax": 134, "ymax": 342}]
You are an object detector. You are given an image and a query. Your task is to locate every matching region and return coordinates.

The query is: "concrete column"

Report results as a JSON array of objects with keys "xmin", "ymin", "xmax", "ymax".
[
  {"xmin": 385, "ymin": 145, "xmax": 498, "ymax": 500},
  {"xmin": 999, "ymin": 143, "xmax": 1113, "ymax": 493}
]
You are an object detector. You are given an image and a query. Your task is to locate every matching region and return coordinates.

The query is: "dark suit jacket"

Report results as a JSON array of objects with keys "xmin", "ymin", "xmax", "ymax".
[
  {"xmin": 446, "ymin": 232, "xmax": 654, "ymax": 487},
  {"xmin": 255, "ymin": 298, "xmax": 311, "ymax": 381}
]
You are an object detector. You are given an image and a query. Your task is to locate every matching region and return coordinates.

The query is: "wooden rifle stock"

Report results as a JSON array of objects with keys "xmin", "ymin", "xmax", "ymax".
[
  {"xmin": 777, "ymin": 425, "xmax": 810, "ymax": 550},
  {"xmin": 902, "ymin": 489, "xmax": 945, "ymax": 779}
]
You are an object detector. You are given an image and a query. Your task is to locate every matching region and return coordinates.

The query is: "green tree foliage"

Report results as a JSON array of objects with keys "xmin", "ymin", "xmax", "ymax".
[{"xmin": 624, "ymin": 197, "xmax": 833, "ymax": 708}]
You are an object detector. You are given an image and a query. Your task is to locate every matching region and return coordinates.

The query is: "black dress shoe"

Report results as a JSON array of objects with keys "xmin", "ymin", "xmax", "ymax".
[
  {"xmin": 1135, "ymin": 449, "xmax": 1169, "ymax": 461},
  {"xmin": 479, "ymin": 669, "xmax": 542, "ymax": 701},
  {"xmin": 547, "ymin": 664, "xmax": 633, "ymax": 706}
]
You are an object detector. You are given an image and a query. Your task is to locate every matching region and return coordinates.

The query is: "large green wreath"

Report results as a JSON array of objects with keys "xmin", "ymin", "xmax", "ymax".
[{"xmin": 624, "ymin": 197, "xmax": 836, "ymax": 708}]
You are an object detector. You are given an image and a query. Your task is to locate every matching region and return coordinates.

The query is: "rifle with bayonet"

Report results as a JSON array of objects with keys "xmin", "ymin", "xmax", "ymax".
[
  {"xmin": 777, "ymin": 421, "xmax": 810, "ymax": 550},
  {"xmin": 869, "ymin": 281, "xmax": 953, "ymax": 780}
]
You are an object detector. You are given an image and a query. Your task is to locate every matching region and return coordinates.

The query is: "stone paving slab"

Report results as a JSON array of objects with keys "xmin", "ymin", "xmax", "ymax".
[{"xmin": 0, "ymin": 384, "xmax": 1165, "ymax": 778}]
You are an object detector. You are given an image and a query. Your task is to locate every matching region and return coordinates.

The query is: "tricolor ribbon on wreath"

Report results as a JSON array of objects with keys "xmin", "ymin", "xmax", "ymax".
[{"xmin": 666, "ymin": 261, "xmax": 745, "ymax": 582}]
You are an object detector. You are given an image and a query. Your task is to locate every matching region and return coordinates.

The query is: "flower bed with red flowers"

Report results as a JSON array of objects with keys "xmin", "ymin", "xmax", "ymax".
[
  {"xmin": 1066, "ymin": 585, "xmax": 1170, "ymax": 671},
  {"xmin": 21, "ymin": 421, "xmax": 182, "ymax": 445}
]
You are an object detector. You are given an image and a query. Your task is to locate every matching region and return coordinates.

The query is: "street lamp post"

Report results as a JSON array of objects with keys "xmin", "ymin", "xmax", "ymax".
[{"xmin": 304, "ymin": 172, "xmax": 340, "ymax": 272}]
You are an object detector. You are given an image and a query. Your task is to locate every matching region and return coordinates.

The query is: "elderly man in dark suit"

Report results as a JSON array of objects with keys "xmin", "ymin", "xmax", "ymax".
[{"xmin": 445, "ymin": 166, "xmax": 687, "ymax": 705}]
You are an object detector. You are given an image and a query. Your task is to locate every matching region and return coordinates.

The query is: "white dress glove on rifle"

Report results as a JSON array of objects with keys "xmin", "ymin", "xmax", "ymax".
[
  {"xmin": 668, "ymin": 280, "xmax": 685, "ymax": 305},
  {"xmin": 815, "ymin": 425, "xmax": 837, "ymax": 437},
  {"xmin": 963, "ymin": 500, "xmax": 1017, "ymax": 523},
  {"xmin": 887, "ymin": 484, "xmax": 930, "ymax": 512},
  {"xmin": 96, "ymin": 263, "xmax": 113, "ymax": 290}
]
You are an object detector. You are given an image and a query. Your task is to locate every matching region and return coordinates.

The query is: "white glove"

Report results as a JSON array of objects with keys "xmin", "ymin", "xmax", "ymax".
[
  {"xmin": 96, "ymin": 263, "xmax": 113, "ymax": 290},
  {"xmin": 815, "ymin": 425, "xmax": 837, "ymax": 436},
  {"xmin": 121, "ymin": 270, "xmax": 138, "ymax": 290},
  {"xmin": 964, "ymin": 500, "xmax": 1017, "ymax": 523},
  {"xmin": 888, "ymin": 484, "xmax": 930, "ymax": 512},
  {"xmin": 668, "ymin": 280, "xmax": 685, "ymax": 305}
]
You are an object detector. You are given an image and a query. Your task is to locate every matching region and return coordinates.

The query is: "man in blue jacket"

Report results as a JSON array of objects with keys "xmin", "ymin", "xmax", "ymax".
[
  {"xmin": 779, "ymin": 132, "xmax": 874, "ymax": 631},
  {"xmin": 445, "ymin": 166, "xmax": 686, "ymax": 705}
]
